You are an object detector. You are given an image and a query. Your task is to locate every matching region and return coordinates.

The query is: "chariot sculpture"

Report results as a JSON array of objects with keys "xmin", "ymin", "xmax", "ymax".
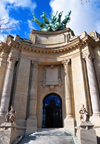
[{"xmin": 32, "ymin": 11, "xmax": 71, "ymax": 31}]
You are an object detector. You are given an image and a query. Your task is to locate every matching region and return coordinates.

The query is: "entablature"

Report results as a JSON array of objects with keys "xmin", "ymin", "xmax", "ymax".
[{"xmin": 0, "ymin": 28, "xmax": 99, "ymax": 54}]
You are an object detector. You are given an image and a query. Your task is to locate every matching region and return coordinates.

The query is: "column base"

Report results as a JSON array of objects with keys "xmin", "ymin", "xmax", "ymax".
[
  {"xmin": 15, "ymin": 119, "xmax": 26, "ymax": 136},
  {"xmin": 26, "ymin": 118, "xmax": 37, "ymax": 135},
  {"xmin": 64, "ymin": 117, "xmax": 75, "ymax": 135}
]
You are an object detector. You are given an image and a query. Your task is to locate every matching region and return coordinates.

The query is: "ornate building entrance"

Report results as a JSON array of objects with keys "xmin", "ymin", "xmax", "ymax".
[{"xmin": 42, "ymin": 93, "xmax": 62, "ymax": 128}]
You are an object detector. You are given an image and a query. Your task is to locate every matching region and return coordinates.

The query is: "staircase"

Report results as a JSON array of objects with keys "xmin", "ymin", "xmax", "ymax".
[{"xmin": 18, "ymin": 128, "xmax": 80, "ymax": 144}]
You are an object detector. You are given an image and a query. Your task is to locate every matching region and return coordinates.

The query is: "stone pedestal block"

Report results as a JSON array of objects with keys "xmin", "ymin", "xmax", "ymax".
[
  {"xmin": 26, "ymin": 118, "xmax": 37, "ymax": 135},
  {"xmin": 77, "ymin": 122, "xmax": 97, "ymax": 144},
  {"xmin": 0, "ymin": 122, "xmax": 19, "ymax": 144},
  {"xmin": 64, "ymin": 118, "xmax": 75, "ymax": 135},
  {"xmin": 0, "ymin": 116, "xmax": 5, "ymax": 125}
]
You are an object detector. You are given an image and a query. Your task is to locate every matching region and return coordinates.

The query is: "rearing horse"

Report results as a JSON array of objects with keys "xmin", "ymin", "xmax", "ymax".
[
  {"xmin": 32, "ymin": 13, "xmax": 46, "ymax": 29},
  {"xmin": 41, "ymin": 12, "xmax": 49, "ymax": 24},
  {"xmin": 56, "ymin": 11, "xmax": 63, "ymax": 23},
  {"xmin": 61, "ymin": 11, "xmax": 71, "ymax": 24}
]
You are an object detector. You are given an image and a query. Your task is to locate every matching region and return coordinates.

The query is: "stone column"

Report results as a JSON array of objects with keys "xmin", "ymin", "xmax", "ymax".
[
  {"xmin": 83, "ymin": 53, "xmax": 100, "ymax": 116},
  {"xmin": 62, "ymin": 59, "xmax": 75, "ymax": 135},
  {"xmin": 0, "ymin": 51, "xmax": 8, "ymax": 101},
  {"xmin": 26, "ymin": 60, "xmax": 40, "ymax": 135},
  {"xmin": 0, "ymin": 55, "xmax": 18, "ymax": 116},
  {"xmin": 29, "ymin": 60, "xmax": 40, "ymax": 119},
  {"xmin": 62, "ymin": 59, "xmax": 72, "ymax": 118}
]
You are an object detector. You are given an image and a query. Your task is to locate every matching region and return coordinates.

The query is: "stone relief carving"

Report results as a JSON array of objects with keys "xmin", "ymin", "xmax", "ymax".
[
  {"xmin": 41, "ymin": 65, "xmax": 62, "ymax": 87},
  {"xmin": 5, "ymin": 106, "xmax": 16, "ymax": 123},
  {"xmin": 79, "ymin": 105, "xmax": 90, "ymax": 122}
]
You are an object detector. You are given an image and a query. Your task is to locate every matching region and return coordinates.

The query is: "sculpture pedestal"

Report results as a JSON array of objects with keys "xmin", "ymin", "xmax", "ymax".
[
  {"xmin": 64, "ymin": 117, "xmax": 75, "ymax": 135},
  {"xmin": 0, "ymin": 116, "xmax": 5, "ymax": 125},
  {"xmin": 26, "ymin": 118, "xmax": 37, "ymax": 135},
  {"xmin": 77, "ymin": 122, "xmax": 97, "ymax": 144},
  {"xmin": 0, "ymin": 122, "xmax": 19, "ymax": 144}
]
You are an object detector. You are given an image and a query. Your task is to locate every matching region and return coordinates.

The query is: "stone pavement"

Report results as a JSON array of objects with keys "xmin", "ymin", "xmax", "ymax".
[{"xmin": 19, "ymin": 128, "xmax": 80, "ymax": 144}]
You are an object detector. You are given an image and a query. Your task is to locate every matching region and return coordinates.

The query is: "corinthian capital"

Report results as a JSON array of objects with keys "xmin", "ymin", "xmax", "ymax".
[
  {"xmin": 82, "ymin": 52, "xmax": 94, "ymax": 60},
  {"xmin": 7, "ymin": 55, "xmax": 18, "ymax": 63},
  {"xmin": 62, "ymin": 59, "xmax": 70, "ymax": 67},
  {"xmin": 62, "ymin": 59, "xmax": 70, "ymax": 73},
  {"xmin": 32, "ymin": 60, "xmax": 40, "ymax": 68}
]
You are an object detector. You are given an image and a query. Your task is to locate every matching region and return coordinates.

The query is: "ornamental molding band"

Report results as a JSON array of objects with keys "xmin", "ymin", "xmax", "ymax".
[{"xmin": 32, "ymin": 11, "xmax": 71, "ymax": 31}]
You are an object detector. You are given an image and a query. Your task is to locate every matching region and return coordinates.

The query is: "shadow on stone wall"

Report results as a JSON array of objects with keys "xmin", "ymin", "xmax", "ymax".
[{"xmin": 97, "ymin": 136, "xmax": 100, "ymax": 144}]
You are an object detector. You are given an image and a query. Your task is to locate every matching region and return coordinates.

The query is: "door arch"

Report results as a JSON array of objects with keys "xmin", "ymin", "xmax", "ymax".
[{"xmin": 42, "ymin": 93, "xmax": 63, "ymax": 128}]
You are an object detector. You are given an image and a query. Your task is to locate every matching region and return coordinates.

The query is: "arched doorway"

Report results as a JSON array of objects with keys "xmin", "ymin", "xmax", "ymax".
[{"xmin": 42, "ymin": 93, "xmax": 63, "ymax": 128}]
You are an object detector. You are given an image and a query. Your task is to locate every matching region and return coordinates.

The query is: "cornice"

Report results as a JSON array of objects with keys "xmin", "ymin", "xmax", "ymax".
[
  {"xmin": 30, "ymin": 28, "xmax": 74, "ymax": 36},
  {"xmin": 0, "ymin": 33, "xmax": 98, "ymax": 54},
  {"xmin": 0, "ymin": 42, "xmax": 10, "ymax": 52}
]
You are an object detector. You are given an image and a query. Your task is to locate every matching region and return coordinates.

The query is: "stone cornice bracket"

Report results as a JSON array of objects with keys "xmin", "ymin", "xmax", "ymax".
[
  {"xmin": 7, "ymin": 55, "xmax": 19, "ymax": 63},
  {"xmin": 32, "ymin": 60, "xmax": 40, "ymax": 68},
  {"xmin": 82, "ymin": 52, "xmax": 94, "ymax": 60}
]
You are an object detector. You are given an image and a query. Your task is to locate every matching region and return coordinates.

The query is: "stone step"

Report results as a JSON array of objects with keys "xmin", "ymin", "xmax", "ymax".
[
  {"xmin": 18, "ymin": 128, "xmax": 79, "ymax": 144},
  {"xmin": 19, "ymin": 136, "xmax": 74, "ymax": 144}
]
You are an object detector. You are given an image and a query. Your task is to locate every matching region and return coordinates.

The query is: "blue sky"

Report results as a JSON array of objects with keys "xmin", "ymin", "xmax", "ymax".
[{"xmin": 0, "ymin": 0, "xmax": 100, "ymax": 41}]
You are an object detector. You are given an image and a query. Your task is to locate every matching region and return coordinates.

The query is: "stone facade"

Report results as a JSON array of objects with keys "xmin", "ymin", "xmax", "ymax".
[{"xmin": 0, "ymin": 28, "xmax": 100, "ymax": 137}]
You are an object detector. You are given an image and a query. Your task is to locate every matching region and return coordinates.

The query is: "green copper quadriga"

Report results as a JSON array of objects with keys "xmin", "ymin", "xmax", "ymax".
[
  {"xmin": 32, "ymin": 10, "xmax": 71, "ymax": 31},
  {"xmin": 41, "ymin": 12, "xmax": 49, "ymax": 24}
]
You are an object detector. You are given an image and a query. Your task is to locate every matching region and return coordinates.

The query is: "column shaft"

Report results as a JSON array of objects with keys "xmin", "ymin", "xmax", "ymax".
[
  {"xmin": 0, "ymin": 55, "xmax": 18, "ymax": 116},
  {"xmin": 62, "ymin": 59, "xmax": 72, "ymax": 118},
  {"xmin": 28, "ymin": 60, "xmax": 39, "ymax": 119},
  {"xmin": 83, "ymin": 53, "xmax": 100, "ymax": 115}
]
